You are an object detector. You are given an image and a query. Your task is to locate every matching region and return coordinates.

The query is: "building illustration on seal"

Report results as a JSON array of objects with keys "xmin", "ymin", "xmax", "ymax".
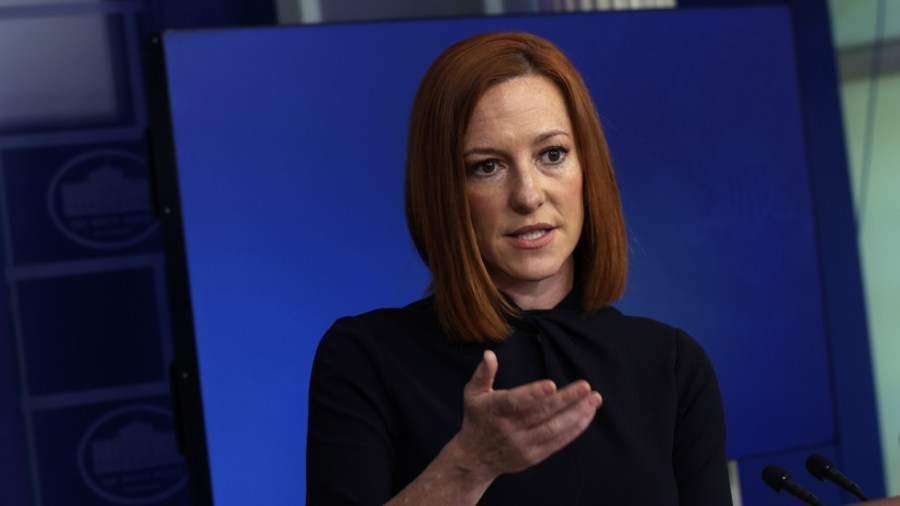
[
  {"xmin": 61, "ymin": 165, "xmax": 151, "ymax": 218},
  {"xmin": 90, "ymin": 420, "xmax": 182, "ymax": 475}
]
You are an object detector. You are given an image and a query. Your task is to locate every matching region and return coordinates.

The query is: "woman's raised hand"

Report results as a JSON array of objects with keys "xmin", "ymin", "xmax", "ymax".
[
  {"xmin": 386, "ymin": 350, "xmax": 602, "ymax": 505},
  {"xmin": 450, "ymin": 350, "xmax": 603, "ymax": 481}
]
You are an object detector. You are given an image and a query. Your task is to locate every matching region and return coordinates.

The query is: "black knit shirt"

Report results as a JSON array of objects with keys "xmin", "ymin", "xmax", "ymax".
[{"xmin": 307, "ymin": 293, "xmax": 732, "ymax": 505}]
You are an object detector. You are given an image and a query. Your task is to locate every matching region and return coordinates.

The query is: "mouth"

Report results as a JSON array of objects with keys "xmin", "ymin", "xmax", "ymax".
[
  {"xmin": 506, "ymin": 224, "xmax": 555, "ymax": 243},
  {"xmin": 512, "ymin": 229, "xmax": 550, "ymax": 240}
]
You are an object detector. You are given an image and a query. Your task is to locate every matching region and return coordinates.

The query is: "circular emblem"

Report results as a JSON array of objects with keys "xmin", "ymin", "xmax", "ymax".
[
  {"xmin": 78, "ymin": 404, "xmax": 187, "ymax": 504},
  {"xmin": 47, "ymin": 149, "xmax": 158, "ymax": 249}
]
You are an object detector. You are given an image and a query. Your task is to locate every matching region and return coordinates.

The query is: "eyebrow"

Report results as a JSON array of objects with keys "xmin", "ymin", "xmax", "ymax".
[{"xmin": 463, "ymin": 129, "xmax": 572, "ymax": 158}]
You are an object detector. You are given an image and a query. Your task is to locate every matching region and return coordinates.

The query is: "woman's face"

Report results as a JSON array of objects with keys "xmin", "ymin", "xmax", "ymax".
[{"xmin": 463, "ymin": 75, "xmax": 584, "ymax": 306}]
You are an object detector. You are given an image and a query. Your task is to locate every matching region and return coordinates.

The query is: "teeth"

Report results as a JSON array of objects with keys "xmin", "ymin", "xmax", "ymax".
[{"xmin": 516, "ymin": 229, "xmax": 547, "ymax": 240}]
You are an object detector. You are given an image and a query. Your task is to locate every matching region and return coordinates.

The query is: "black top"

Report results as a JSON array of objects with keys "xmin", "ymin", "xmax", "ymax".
[{"xmin": 307, "ymin": 293, "xmax": 732, "ymax": 505}]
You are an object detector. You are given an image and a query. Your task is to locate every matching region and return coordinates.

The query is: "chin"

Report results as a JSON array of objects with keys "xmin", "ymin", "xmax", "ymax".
[{"xmin": 493, "ymin": 262, "xmax": 571, "ymax": 286}]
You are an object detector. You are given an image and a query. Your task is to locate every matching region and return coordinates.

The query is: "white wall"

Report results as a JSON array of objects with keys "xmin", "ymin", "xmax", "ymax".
[{"xmin": 840, "ymin": 71, "xmax": 900, "ymax": 496}]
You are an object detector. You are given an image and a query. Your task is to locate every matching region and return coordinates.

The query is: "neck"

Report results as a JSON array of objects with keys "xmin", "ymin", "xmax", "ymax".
[{"xmin": 494, "ymin": 262, "xmax": 574, "ymax": 311}]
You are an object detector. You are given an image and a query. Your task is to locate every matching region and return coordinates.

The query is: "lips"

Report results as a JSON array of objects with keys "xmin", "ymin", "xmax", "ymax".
[
  {"xmin": 515, "ymin": 229, "xmax": 548, "ymax": 240},
  {"xmin": 508, "ymin": 223, "xmax": 553, "ymax": 237},
  {"xmin": 506, "ymin": 224, "xmax": 556, "ymax": 248}
]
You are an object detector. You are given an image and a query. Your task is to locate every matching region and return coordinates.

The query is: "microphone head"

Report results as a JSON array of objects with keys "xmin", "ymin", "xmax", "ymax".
[
  {"xmin": 805, "ymin": 454, "xmax": 834, "ymax": 481},
  {"xmin": 762, "ymin": 464, "xmax": 792, "ymax": 492}
]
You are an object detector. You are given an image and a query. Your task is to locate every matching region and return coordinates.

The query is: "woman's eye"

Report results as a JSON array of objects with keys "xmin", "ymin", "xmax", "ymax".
[
  {"xmin": 540, "ymin": 146, "xmax": 568, "ymax": 164},
  {"xmin": 471, "ymin": 159, "xmax": 499, "ymax": 176}
]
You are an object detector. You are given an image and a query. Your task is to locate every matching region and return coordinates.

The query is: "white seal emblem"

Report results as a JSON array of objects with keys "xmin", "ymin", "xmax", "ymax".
[
  {"xmin": 47, "ymin": 149, "xmax": 158, "ymax": 249},
  {"xmin": 78, "ymin": 404, "xmax": 187, "ymax": 504}
]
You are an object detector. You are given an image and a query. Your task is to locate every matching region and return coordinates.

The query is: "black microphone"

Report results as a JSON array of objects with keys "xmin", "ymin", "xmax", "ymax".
[
  {"xmin": 762, "ymin": 465, "xmax": 825, "ymax": 506},
  {"xmin": 806, "ymin": 453, "xmax": 869, "ymax": 501}
]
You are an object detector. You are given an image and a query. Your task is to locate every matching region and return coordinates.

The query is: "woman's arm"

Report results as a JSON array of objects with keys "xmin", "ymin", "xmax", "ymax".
[
  {"xmin": 308, "ymin": 314, "xmax": 602, "ymax": 506},
  {"xmin": 386, "ymin": 350, "xmax": 602, "ymax": 506}
]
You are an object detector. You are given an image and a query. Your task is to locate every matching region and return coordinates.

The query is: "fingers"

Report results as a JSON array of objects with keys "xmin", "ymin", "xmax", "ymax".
[
  {"xmin": 516, "ymin": 380, "xmax": 601, "ymax": 428},
  {"xmin": 464, "ymin": 350, "xmax": 498, "ymax": 397},
  {"xmin": 497, "ymin": 387, "xmax": 601, "ymax": 470},
  {"xmin": 527, "ymin": 391, "xmax": 601, "ymax": 457},
  {"xmin": 457, "ymin": 361, "xmax": 604, "ymax": 476},
  {"xmin": 494, "ymin": 379, "xmax": 598, "ymax": 423},
  {"xmin": 492, "ymin": 379, "xmax": 557, "ymax": 415}
]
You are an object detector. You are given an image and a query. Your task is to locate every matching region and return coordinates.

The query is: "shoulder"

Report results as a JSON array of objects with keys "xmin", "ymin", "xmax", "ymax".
[
  {"xmin": 322, "ymin": 296, "xmax": 441, "ymax": 346},
  {"xmin": 601, "ymin": 306, "xmax": 679, "ymax": 337},
  {"xmin": 588, "ymin": 307, "xmax": 715, "ymax": 373},
  {"xmin": 313, "ymin": 296, "xmax": 450, "ymax": 372},
  {"xmin": 355, "ymin": 296, "xmax": 438, "ymax": 328},
  {"xmin": 609, "ymin": 306, "xmax": 705, "ymax": 342},
  {"xmin": 310, "ymin": 297, "xmax": 439, "ymax": 398},
  {"xmin": 583, "ymin": 306, "xmax": 682, "ymax": 350},
  {"xmin": 604, "ymin": 310, "xmax": 725, "ymax": 415}
]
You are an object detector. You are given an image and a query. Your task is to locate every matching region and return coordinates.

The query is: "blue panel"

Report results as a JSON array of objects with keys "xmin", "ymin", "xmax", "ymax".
[
  {"xmin": 17, "ymin": 269, "xmax": 164, "ymax": 395},
  {"xmin": 598, "ymin": 10, "xmax": 834, "ymax": 457},
  {"xmin": 159, "ymin": 6, "xmax": 838, "ymax": 503}
]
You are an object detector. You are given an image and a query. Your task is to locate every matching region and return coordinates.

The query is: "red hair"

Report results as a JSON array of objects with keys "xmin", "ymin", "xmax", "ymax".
[{"xmin": 405, "ymin": 32, "xmax": 627, "ymax": 342}]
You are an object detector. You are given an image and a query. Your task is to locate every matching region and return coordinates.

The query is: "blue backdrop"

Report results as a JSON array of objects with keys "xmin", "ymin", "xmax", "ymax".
[{"xmin": 153, "ymin": 6, "xmax": 879, "ymax": 505}]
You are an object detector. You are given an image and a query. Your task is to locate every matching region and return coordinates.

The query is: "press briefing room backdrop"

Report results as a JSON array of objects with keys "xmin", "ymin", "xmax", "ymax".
[{"xmin": 0, "ymin": 1, "xmax": 896, "ymax": 505}]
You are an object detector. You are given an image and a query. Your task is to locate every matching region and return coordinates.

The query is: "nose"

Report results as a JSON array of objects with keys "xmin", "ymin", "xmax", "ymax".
[{"xmin": 509, "ymin": 165, "xmax": 544, "ymax": 213}]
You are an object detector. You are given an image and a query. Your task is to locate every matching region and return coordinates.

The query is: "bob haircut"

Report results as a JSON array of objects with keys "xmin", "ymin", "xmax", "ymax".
[{"xmin": 405, "ymin": 31, "xmax": 627, "ymax": 342}]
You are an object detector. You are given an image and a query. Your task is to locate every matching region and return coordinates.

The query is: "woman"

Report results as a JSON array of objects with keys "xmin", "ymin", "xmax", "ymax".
[{"xmin": 307, "ymin": 32, "xmax": 732, "ymax": 505}]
